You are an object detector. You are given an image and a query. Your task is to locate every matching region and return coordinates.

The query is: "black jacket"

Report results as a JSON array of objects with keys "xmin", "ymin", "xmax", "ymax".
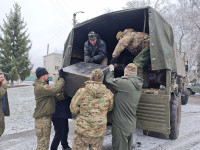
[
  {"xmin": 52, "ymin": 95, "xmax": 72, "ymax": 119},
  {"xmin": 84, "ymin": 35, "xmax": 107, "ymax": 64}
]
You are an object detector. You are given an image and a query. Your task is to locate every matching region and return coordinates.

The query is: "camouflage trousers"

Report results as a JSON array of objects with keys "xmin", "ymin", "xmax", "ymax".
[
  {"xmin": 133, "ymin": 48, "xmax": 150, "ymax": 70},
  {"xmin": 0, "ymin": 112, "xmax": 5, "ymax": 137},
  {"xmin": 72, "ymin": 132, "xmax": 104, "ymax": 150},
  {"xmin": 35, "ymin": 115, "xmax": 51, "ymax": 150}
]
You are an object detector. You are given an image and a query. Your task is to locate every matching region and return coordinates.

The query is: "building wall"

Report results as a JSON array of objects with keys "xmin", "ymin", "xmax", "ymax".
[{"xmin": 43, "ymin": 53, "xmax": 62, "ymax": 80}]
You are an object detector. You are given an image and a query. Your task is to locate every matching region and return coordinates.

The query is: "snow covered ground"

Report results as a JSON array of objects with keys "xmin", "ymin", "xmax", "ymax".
[
  {"xmin": 0, "ymin": 86, "xmax": 200, "ymax": 150},
  {"xmin": 4, "ymin": 86, "xmax": 35, "ymax": 135}
]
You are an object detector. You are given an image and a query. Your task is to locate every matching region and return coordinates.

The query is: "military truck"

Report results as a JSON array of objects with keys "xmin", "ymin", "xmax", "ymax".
[{"xmin": 62, "ymin": 7, "xmax": 188, "ymax": 140}]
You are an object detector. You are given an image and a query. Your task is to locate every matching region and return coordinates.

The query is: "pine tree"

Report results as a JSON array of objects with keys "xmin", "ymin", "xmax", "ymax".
[{"xmin": 0, "ymin": 3, "xmax": 33, "ymax": 86}]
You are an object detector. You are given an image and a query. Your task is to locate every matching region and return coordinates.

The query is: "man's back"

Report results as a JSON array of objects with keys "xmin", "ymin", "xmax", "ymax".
[
  {"xmin": 70, "ymin": 80, "xmax": 113, "ymax": 137},
  {"xmin": 105, "ymin": 71, "xmax": 143, "ymax": 133}
]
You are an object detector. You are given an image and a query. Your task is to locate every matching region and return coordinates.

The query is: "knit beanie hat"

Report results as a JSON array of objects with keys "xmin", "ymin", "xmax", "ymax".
[
  {"xmin": 124, "ymin": 63, "xmax": 137, "ymax": 76},
  {"xmin": 36, "ymin": 67, "xmax": 49, "ymax": 79}
]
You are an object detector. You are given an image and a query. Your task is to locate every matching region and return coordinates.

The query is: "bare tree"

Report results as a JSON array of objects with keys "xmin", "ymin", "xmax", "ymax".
[
  {"xmin": 104, "ymin": 8, "xmax": 113, "ymax": 14},
  {"xmin": 123, "ymin": 0, "xmax": 151, "ymax": 9},
  {"xmin": 166, "ymin": 0, "xmax": 200, "ymax": 81},
  {"xmin": 123, "ymin": 0, "xmax": 200, "ymax": 81},
  {"xmin": 123, "ymin": 0, "xmax": 172, "ymax": 15}
]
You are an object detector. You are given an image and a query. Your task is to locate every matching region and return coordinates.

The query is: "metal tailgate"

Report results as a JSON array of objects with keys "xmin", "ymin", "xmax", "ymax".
[{"xmin": 136, "ymin": 93, "xmax": 170, "ymax": 134}]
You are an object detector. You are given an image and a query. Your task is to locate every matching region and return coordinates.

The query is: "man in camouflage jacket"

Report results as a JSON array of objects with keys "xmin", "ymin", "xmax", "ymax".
[
  {"xmin": 0, "ymin": 73, "xmax": 8, "ymax": 137},
  {"xmin": 105, "ymin": 63, "xmax": 143, "ymax": 150},
  {"xmin": 33, "ymin": 67, "xmax": 65, "ymax": 150},
  {"xmin": 70, "ymin": 69, "xmax": 113, "ymax": 150},
  {"xmin": 111, "ymin": 28, "xmax": 150, "ymax": 75}
]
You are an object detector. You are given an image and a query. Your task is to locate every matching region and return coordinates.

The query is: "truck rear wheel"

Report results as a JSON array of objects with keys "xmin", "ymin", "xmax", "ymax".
[
  {"xmin": 169, "ymin": 93, "xmax": 181, "ymax": 140},
  {"xmin": 181, "ymin": 88, "xmax": 189, "ymax": 105}
]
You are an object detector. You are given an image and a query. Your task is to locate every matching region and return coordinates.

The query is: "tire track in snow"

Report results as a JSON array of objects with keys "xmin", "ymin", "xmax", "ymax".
[{"xmin": 151, "ymin": 130, "xmax": 200, "ymax": 150}]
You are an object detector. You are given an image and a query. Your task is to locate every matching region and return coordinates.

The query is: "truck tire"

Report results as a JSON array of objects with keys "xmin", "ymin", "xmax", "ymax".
[
  {"xmin": 181, "ymin": 88, "xmax": 189, "ymax": 105},
  {"xmin": 169, "ymin": 94, "xmax": 181, "ymax": 140}
]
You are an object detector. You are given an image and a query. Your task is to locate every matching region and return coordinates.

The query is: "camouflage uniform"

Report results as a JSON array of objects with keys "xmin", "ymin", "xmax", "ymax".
[
  {"xmin": 33, "ymin": 78, "xmax": 65, "ymax": 150},
  {"xmin": 70, "ymin": 69, "xmax": 114, "ymax": 150},
  {"xmin": 0, "ymin": 84, "xmax": 8, "ymax": 137},
  {"xmin": 72, "ymin": 132, "xmax": 104, "ymax": 150},
  {"xmin": 112, "ymin": 29, "xmax": 150, "ymax": 70}
]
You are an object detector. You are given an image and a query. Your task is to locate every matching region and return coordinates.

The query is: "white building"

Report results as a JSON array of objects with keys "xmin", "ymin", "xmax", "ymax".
[{"xmin": 43, "ymin": 52, "xmax": 63, "ymax": 81}]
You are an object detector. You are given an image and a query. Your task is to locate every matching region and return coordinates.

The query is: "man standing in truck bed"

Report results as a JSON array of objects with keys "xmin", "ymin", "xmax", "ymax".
[
  {"xmin": 84, "ymin": 31, "xmax": 108, "ymax": 65},
  {"xmin": 110, "ymin": 28, "xmax": 150, "ymax": 77}
]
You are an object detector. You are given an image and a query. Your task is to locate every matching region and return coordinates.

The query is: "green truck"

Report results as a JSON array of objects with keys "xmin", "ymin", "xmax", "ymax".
[
  {"xmin": 62, "ymin": 7, "xmax": 188, "ymax": 140},
  {"xmin": 186, "ymin": 78, "xmax": 200, "ymax": 95}
]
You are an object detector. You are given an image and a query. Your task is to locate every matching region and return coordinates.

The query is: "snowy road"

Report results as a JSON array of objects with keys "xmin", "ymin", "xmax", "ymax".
[{"xmin": 0, "ymin": 86, "xmax": 200, "ymax": 150}]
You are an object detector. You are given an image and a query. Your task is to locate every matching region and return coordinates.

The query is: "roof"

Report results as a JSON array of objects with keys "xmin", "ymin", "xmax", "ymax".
[{"xmin": 43, "ymin": 52, "xmax": 63, "ymax": 58}]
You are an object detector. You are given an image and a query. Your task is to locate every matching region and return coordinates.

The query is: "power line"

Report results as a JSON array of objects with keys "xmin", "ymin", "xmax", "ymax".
[
  {"xmin": 48, "ymin": 0, "xmax": 69, "ymax": 22},
  {"xmin": 49, "ymin": 0, "xmax": 73, "ymax": 26},
  {"xmin": 33, "ymin": 25, "xmax": 68, "ymax": 52},
  {"xmin": 56, "ymin": 0, "xmax": 73, "ymax": 19},
  {"xmin": 32, "ymin": 0, "xmax": 73, "ymax": 52}
]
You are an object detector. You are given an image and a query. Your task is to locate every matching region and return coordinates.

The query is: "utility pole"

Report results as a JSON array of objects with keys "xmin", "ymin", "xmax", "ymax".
[
  {"xmin": 73, "ymin": 11, "xmax": 84, "ymax": 27},
  {"xmin": 47, "ymin": 44, "xmax": 49, "ymax": 55}
]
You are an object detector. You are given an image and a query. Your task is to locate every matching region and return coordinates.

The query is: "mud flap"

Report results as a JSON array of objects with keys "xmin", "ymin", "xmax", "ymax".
[
  {"xmin": 169, "ymin": 93, "xmax": 181, "ymax": 140},
  {"xmin": 181, "ymin": 88, "xmax": 189, "ymax": 105}
]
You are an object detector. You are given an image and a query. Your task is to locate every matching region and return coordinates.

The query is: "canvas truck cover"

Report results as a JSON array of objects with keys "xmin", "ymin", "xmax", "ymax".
[{"xmin": 62, "ymin": 7, "xmax": 185, "ymax": 77}]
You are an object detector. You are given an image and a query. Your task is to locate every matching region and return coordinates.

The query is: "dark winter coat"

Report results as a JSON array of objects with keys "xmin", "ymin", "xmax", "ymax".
[
  {"xmin": 1, "ymin": 92, "xmax": 9, "ymax": 116},
  {"xmin": 52, "ymin": 96, "xmax": 72, "ymax": 119},
  {"xmin": 84, "ymin": 35, "xmax": 107, "ymax": 64}
]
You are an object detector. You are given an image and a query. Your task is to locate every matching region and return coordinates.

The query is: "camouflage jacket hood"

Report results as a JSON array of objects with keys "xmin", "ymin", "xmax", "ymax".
[
  {"xmin": 127, "ymin": 75, "xmax": 143, "ymax": 91},
  {"xmin": 84, "ymin": 81, "xmax": 107, "ymax": 98}
]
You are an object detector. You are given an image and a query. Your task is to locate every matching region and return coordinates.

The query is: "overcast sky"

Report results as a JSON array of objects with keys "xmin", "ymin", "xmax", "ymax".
[{"xmin": 0, "ymin": 0, "xmax": 128, "ymax": 70}]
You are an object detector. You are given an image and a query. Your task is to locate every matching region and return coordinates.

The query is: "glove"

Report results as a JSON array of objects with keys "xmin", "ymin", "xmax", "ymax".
[
  {"xmin": 109, "ymin": 64, "xmax": 114, "ymax": 72},
  {"xmin": 88, "ymin": 58, "xmax": 94, "ymax": 63},
  {"xmin": 110, "ymin": 57, "xmax": 118, "ymax": 65},
  {"xmin": 59, "ymin": 69, "xmax": 65, "ymax": 79}
]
